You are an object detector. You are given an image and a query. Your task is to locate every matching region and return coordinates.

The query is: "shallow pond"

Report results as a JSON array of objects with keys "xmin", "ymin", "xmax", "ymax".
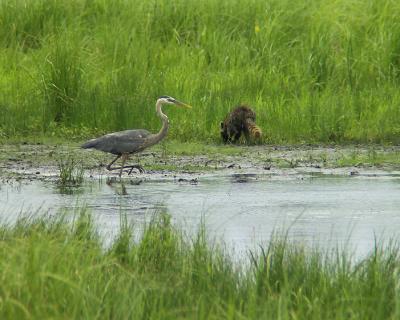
[{"xmin": 1, "ymin": 172, "xmax": 400, "ymax": 258}]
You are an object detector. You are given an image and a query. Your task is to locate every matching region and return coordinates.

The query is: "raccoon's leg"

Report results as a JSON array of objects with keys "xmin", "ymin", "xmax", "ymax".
[
  {"xmin": 243, "ymin": 131, "xmax": 250, "ymax": 142},
  {"xmin": 241, "ymin": 123, "xmax": 249, "ymax": 142},
  {"xmin": 231, "ymin": 127, "xmax": 241, "ymax": 143},
  {"xmin": 220, "ymin": 122, "xmax": 229, "ymax": 143}
]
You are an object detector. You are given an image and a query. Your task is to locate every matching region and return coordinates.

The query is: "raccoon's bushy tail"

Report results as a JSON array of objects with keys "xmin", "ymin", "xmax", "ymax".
[{"xmin": 245, "ymin": 118, "xmax": 262, "ymax": 139}]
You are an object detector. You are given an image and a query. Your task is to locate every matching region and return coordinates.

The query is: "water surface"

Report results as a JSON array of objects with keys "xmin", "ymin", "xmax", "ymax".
[{"xmin": 1, "ymin": 173, "xmax": 399, "ymax": 258}]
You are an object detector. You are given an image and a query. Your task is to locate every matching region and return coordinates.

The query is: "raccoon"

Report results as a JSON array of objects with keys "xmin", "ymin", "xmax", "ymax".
[{"xmin": 220, "ymin": 105, "xmax": 262, "ymax": 143}]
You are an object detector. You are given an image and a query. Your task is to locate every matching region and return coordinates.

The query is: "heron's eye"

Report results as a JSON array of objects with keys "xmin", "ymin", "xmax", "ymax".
[{"xmin": 167, "ymin": 98, "xmax": 175, "ymax": 103}]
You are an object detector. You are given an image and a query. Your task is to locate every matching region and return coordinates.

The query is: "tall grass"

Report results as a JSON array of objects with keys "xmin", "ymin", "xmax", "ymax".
[
  {"xmin": 1, "ymin": 0, "xmax": 400, "ymax": 143},
  {"xmin": 1, "ymin": 210, "xmax": 400, "ymax": 319}
]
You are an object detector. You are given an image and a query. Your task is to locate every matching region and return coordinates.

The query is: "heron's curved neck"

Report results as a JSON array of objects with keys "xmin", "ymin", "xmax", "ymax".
[{"xmin": 153, "ymin": 100, "xmax": 169, "ymax": 144}]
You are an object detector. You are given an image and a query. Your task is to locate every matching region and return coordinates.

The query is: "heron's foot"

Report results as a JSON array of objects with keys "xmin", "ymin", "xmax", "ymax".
[
  {"xmin": 107, "ymin": 165, "xmax": 145, "ymax": 175},
  {"xmin": 127, "ymin": 165, "xmax": 145, "ymax": 175}
]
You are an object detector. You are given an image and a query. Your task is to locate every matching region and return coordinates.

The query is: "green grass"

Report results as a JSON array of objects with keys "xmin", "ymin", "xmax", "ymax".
[
  {"xmin": 1, "ymin": 210, "xmax": 400, "ymax": 319},
  {"xmin": 1, "ymin": 0, "xmax": 400, "ymax": 144},
  {"xmin": 57, "ymin": 155, "xmax": 84, "ymax": 187}
]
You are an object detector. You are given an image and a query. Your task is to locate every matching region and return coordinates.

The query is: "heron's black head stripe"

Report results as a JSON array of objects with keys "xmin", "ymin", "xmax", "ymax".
[{"xmin": 159, "ymin": 95, "xmax": 175, "ymax": 102}]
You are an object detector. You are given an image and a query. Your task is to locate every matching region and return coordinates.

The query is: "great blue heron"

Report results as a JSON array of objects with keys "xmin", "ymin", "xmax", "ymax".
[{"xmin": 81, "ymin": 96, "xmax": 192, "ymax": 176}]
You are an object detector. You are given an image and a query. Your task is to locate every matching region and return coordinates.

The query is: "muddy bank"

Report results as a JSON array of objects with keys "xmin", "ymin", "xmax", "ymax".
[{"xmin": 0, "ymin": 143, "xmax": 399, "ymax": 182}]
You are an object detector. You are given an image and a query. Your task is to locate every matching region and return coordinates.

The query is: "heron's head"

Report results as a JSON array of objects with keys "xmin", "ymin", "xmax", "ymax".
[{"xmin": 157, "ymin": 96, "xmax": 192, "ymax": 109}]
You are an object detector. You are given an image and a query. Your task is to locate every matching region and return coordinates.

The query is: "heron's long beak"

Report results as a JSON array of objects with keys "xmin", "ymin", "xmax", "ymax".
[{"xmin": 175, "ymin": 101, "xmax": 192, "ymax": 109}]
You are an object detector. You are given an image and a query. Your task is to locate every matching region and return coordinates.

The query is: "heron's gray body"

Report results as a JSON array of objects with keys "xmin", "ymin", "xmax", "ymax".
[{"xmin": 81, "ymin": 129, "xmax": 154, "ymax": 155}]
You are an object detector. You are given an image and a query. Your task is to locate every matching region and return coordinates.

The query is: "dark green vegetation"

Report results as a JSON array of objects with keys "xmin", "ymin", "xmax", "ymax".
[
  {"xmin": 0, "ymin": 211, "xmax": 399, "ymax": 319},
  {"xmin": 1, "ymin": 0, "xmax": 400, "ymax": 143}
]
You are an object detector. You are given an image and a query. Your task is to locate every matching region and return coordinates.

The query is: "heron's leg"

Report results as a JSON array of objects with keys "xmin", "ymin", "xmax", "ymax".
[
  {"xmin": 105, "ymin": 154, "xmax": 127, "ymax": 177},
  {"xmin": 119, "ymin": 154, "xmax": 128, "ymax": 177},
  {"xmin": 111, "ymin": 164, "xmax": 145, "ymax": 175},
  {"xmin": 107, "ymin": 154, "xmax": 145, "ymax": 175},
  {"xmin": 106, "ymin": 155, "xmax": 121, "ymax": 171}
]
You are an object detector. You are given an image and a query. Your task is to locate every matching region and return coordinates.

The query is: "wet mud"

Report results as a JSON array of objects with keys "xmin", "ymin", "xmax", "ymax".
[{"xmin": 1, "ymin": 143, "xmax": 399, "ymax": 182}]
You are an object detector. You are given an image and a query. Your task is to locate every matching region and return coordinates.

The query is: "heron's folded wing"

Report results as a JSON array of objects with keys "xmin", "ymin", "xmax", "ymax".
[{"xmin": 82, "ymin": 129, "xmax": 152, "ymax": 154}]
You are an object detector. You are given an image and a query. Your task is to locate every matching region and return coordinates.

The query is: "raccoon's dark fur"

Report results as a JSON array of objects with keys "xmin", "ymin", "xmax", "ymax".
[{"xmin": 220, "ymin": 105, "xmax": 262, "ymax": 143}]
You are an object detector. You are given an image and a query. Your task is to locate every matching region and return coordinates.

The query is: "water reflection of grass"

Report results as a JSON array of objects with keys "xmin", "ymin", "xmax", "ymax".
[{"xmin": 1, "ymin": 210, "xmax": 399, "ymax": 319}]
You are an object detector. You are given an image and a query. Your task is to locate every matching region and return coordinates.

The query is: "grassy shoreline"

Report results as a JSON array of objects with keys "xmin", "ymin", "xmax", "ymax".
[
  {"xmin": 0, "ymin": 211, "xmax": 399, "ymax": 319},
  {"xmin": 1, "ymin": 0, "xmax": 400, "ymax": 144}
]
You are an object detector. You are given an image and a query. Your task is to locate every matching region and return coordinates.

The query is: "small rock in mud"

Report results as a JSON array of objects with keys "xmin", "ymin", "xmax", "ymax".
[
  {"xmin": 177, "ymin": 177, "xmax": 198, "ymax": 185},
  {"xmin": 227, "ymin": 164, "xmax": 241, "ymax": 169},
  {"xmin": 231, "ymin": 173, "xmax": 257, "ymax": 183}
]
